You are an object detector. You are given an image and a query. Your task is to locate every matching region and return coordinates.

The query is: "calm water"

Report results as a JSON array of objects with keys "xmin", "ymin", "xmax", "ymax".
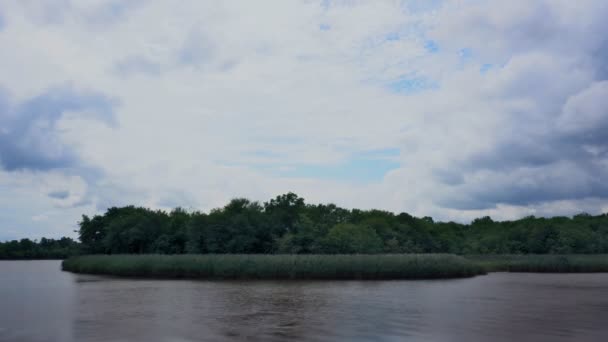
[{"xmin": 1, "ymin": 261, "xmax": 608, "ymax": 341}]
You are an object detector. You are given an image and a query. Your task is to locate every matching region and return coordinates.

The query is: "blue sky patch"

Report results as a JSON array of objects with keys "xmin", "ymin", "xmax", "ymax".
[
  {"xmin": 278, "ymin": 156, "xmax": 400, "ymax": 183},
  {"xmin": 459, "ymin": 47, "xmax": 473, "ymax": 61},
  {"xmin": 388, "ymin": 75, "xmax": 439, "ymax": 94},
  {"xmin": 233, "ymin": 148, "xmax": 401, "ymax": 183},
  {"xmin": 275, "ymin": 148, "xmax": 400, "ymax": 183},
  {"xmin": 385, "ymin": 32, "xmax": 401, "ymax": 41},
  {"xmin": 404, "ymin": 0, "xmax": 445, "ymax": 13},
  {"xmin": 319, "ymin": 23, "xmax": 331, "ymax": 31},
  {"xmin": 424, "ymin": 40, "xmax": 439, "ymax": 53},
  {"xmin": 480, "ymin": 63, "xmax": 493, "ymax": 73},
  {"xmin": 249, "ymin": 150, "xmax": 284, "ymax": 158},
  {"xmin": 359, "ymin": 147, "xmax": 400, "ymax": 159},
  {"xmin": 321, "ymin": 0, "xmax": 331, "ymax": 10}
]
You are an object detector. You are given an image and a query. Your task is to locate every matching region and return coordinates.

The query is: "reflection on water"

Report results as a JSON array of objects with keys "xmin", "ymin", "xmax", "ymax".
[{"xmin": 2, "ymin": 261, "xmax": 608, "ymax": 341}]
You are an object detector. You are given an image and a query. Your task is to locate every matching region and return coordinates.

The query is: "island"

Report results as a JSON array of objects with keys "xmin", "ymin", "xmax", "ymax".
[{"xmin": 3, "ymin": 193, "xmax": 608, "ymax": 279}]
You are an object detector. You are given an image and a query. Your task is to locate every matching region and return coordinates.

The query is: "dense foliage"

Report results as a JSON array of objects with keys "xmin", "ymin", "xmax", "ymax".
[
  {"xmin": 62, "ymin": 254, "xmax": 608, "ymax": 279},
  {"xmin": 0, "ymin": 237, "xmax": 80, "ymax": 259},
  {"xmin": 62, "ymin": 254, "xmax": 485, "ymax": 280},
  {"xmin": 3, "ymin": 193, "xmax": 608, "ymax": 259},
  {"xmin": 468, "ymin": 254, "xmax": 608, "ymax": 273},
  {"xmin": 74, "ymin": 193, "xmax": 608, "ymax": 255}
]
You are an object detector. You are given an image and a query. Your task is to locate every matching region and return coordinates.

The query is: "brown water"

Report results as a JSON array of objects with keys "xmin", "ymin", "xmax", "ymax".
[{"xmin": 1, "ymin": 261, "xmax": 608, "ymax": 341}]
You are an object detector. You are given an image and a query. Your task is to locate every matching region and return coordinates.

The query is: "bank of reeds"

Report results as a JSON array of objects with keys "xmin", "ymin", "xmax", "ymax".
[
  {"xmin": 466, "ymin": 254, "xmax": 608, "ymax": 272},
  {"xmin": 62, "ymin": 254, "xmax": 485, "ymax": 280}
]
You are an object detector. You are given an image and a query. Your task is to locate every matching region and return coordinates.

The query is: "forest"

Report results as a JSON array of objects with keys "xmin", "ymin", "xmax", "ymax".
[
  {"xmin": 0, "ymin": 237, "xmax": 80, "ymax": 259},
  {"xmin": 3, "ymin": 192, "xmax": 608, "ymax": 258}
]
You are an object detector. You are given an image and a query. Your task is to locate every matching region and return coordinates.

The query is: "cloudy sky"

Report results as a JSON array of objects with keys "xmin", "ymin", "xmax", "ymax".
[{"xmin": 1, "ymin": 0, "xmax": 608, "ymax": 240}]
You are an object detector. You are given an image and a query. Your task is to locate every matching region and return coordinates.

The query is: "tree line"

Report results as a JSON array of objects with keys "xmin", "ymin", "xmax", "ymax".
[
  {"xmin": 3, "ymin": 192, "xmax": 608, "ymax": 258},
  {"xmin": 0, "ymin": 237, "xmax": 80, "ymax": 259},
  {"xmin": 76, "ymin": 193, "xmax": 608, "ymax": 255}
]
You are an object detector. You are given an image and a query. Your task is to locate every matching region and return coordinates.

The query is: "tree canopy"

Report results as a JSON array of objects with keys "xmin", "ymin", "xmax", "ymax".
[
  {"xmin": 74, "ymin": 193, "xmax": 608, "ymax": 255},
  {"xmin": 3, "ymin": 193, "xmax": 608, "ymax": 258}
]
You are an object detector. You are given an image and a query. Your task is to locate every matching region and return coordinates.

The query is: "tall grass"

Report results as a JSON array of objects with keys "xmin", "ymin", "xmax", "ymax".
[
  {"xmin": 62, "ymin": 254, "xmax": 485, "ymax": 280},
  {"xmin": 466, "ymin": 254, "xmax": 608, "ymax": 272}
]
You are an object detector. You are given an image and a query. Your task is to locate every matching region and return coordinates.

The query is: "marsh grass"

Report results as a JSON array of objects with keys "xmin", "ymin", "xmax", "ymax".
[
  {"xmin": 466, "ymin": 254, "xmax": 608, "ymax": 273},
  {"xmin": 62, "ymin": 254, "xmax": 485, "ymax": 280}
]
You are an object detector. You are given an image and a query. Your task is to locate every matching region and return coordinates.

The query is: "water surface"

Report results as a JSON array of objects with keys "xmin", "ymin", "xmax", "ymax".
[{"xmin": 1, "ymin": 260, "xmax": 608, "ymax": 341}]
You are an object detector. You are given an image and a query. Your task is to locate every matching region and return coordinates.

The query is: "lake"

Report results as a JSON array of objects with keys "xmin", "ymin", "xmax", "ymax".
[{"xmin": 1, "ymin": 261, "xmax": 608, "ymax": 341}]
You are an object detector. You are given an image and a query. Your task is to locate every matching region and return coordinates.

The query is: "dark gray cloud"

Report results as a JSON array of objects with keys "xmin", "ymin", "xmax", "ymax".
[
  {"xmin": 437, "ymin": 82, "xmax": 608, "ymax": 209},
  {"xmin": 441, "ymin": 162, "xmax": 608, "ymax": 210},
  {"xmin": 429, "ymin": 1, "xmax": 608, "ymax": 211},
  {"xmin": 0, "ymin": 85, "xmax": 116, "ymax": 171},
  {"xmin": 432, "ymin": 168, "xmax": 464, "ymax": 186},
  {"xmin": 48, "ymin": 190, "xmax": 70, "ymax": 200}
]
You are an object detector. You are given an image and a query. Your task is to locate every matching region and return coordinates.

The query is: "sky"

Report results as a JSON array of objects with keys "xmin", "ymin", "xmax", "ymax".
[{"xmin": 1, "ymin": 0, "xmax": 608, "ymax": 240}]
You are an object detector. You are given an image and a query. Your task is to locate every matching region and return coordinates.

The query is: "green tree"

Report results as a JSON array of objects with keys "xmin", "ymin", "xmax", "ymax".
[{"xmin": 320, "ymin": 223, "xmax": 383, "ymax": 254}]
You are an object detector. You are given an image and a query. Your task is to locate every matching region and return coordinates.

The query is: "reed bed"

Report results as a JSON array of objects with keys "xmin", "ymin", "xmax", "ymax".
[
  {"xmin": 466, "ymin": 254, "xmax": 608, "ymax": 273},
  {"xmin": 62, "ymin": 254, "xmax": 485, "ymax": 280}
]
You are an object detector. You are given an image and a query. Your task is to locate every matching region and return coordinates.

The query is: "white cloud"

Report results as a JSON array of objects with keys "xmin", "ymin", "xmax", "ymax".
[{"xmin": 0, "ymin": 0, "xmax": 607, "ymax": 239}]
